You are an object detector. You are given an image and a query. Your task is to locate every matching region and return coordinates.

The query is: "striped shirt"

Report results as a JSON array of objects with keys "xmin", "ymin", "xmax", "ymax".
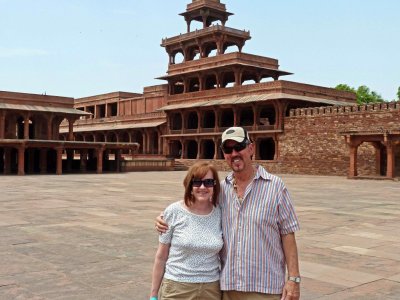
[{"xmin": 219, "ymin": 165, "xmax": 300, "ymax": 294}]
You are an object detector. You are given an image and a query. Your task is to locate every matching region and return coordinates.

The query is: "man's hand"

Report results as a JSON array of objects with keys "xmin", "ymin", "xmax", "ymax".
[
  {"xmin": 281, "ymin": 280, "xmax": 300, "ymax": 300},
  {"xmin": 155, "ymin": 213, "xmax": 168, "ymax": 234}
]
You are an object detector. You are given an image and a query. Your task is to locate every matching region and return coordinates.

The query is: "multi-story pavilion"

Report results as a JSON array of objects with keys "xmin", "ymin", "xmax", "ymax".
[
  {"xmin": 0, "ymin": 91, "xmax": 139, "ymax": 175},
  {"xmin": 158, "ymin": 0, "xmax": 356, "ymax": 160}
]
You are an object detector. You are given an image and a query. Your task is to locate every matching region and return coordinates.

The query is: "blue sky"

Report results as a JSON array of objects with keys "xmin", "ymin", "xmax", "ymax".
[{"xmin": 1, "ymin": 0, "xmax": 399, "ymax": 100}]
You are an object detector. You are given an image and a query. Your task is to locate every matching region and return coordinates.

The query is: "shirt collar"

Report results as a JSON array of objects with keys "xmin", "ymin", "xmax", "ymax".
[{"xmin": 225, "ymin": 165, "xmax": 272, "ymax": 184}]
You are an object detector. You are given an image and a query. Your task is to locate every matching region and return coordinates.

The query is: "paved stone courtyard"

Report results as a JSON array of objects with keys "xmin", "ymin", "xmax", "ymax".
[{"xmin": 0, "ymin": 171, "xmax": 399, "ymax": 299}]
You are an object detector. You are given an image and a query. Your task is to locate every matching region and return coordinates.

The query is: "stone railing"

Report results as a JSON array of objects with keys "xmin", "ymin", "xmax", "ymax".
[
  {"xmin": 289, "ymin": 101, "xmax": 400, "ymax": 118},
  {"xmin": 161, "ymin": 25, "xmax": 249, "ymax": 46}
]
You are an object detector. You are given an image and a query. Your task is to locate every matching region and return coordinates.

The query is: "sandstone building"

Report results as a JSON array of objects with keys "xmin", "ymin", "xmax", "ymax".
[
  {"xmin": 0, "ymin": 91, "xmax": 138, "ymax": 175},
  {"xmin": 2, "ymin": 0, "xmax": 399, "ymax": 178}
]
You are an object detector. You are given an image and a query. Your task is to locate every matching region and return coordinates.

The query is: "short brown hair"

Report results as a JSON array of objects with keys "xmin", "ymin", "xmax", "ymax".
[{"xmin": 183, "ymin": 162, "xmax": 220, "ymax": 207}]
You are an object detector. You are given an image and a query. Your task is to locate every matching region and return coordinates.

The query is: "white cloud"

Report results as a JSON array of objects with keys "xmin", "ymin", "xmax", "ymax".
[{"xmin": 0, "ymin": 47, "xmax": 48, "ymax": 58}]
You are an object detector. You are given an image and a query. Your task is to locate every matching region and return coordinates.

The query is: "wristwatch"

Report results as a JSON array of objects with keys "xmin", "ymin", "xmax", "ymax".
[{"xmin": 288, "ymin": 276, "xmax": 301, "ymax": 283}]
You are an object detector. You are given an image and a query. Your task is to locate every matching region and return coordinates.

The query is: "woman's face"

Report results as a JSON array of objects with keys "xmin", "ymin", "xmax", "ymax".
[{"xmin": 191, "ymin": 170, "xmax": 214, "ymax": 204}]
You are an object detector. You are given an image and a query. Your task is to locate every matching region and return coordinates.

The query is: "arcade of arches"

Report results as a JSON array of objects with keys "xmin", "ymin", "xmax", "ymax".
[
  {"xmin": 60, "ymin": 128, "xmax": 162, "ymax": 156},
  {"xmin": 0, "ymin": 109, "xmax": 139, "ymax": 175},
  {"xmin": 165, "ymin": 102, "xmax": 291, "ymax": 160}
]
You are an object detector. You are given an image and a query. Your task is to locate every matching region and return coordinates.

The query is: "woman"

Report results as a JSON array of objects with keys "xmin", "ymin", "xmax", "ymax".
[{"xmin": 149, "ymin": 162, "xmax": 223, "ymax": 300}]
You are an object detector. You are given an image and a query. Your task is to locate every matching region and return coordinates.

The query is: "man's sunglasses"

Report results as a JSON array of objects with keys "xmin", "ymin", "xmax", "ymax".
[
  {"xmin": 220, "ymin": 140, "xmax": 249, "ymax": 154},
  {"xmin": 192, "ymin": 178, "xmax": 216, "ymax": 188}
]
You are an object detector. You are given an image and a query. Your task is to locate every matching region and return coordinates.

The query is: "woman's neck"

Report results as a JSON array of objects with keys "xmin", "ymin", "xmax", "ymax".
[{"xmin": 184, "ymin": 200, "xmax": 213, "ymax": 215}]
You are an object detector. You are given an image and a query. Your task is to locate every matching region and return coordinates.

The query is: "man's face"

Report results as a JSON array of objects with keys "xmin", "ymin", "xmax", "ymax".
[{"xmin": 222, "ymin": 140, "xmax": 254, "ymax": 173}]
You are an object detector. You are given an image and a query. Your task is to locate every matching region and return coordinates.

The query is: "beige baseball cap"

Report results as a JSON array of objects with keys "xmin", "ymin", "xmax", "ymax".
[{"xmin": 221, "ymin": 127, "xmax": 251, "ymax": 145}]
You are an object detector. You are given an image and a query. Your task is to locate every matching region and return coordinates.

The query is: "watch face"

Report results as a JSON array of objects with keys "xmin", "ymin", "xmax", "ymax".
[{"xmin": 289, "ymin": 276, "xmax": 301, "ymax": 283}]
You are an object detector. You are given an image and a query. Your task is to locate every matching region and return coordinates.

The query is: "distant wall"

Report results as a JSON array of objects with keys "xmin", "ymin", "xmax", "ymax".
[{"xmin": 279, "ymin": 102, "xmax": 400, "ymax": 176}]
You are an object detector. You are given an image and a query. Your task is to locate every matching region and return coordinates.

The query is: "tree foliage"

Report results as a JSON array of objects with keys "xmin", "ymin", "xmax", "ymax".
[
  {"xmin": 397, "ymin": 86, "xmax": 400, "ymax": 101},
  {"xmin": 335, "ymin": 84, "xmax": 384, "ymax": 104}
]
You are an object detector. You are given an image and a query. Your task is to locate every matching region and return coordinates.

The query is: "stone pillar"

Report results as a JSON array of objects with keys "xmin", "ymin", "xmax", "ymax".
[
  {"xmin": 274, "ymin": 137, "xmax": 279, "ymax": 160},
  {"xmin": 27, "ymin": 149, "xmax": 34, "ymax": 174},
  {"xmin": 68, "ymin": 119, "xmax": 74, "ymax": 141},
  {"xmin": 66, "ymin": 149, "xmax": 74, "ymax": 172},
  {"xmin": 233, "ymin": 107, "xmax": 238, "ymax": 126},
  {"xmin": 55, "ymin": 148, "xmax": 63, "ymax": 175},
  {"xmin": 115, "ymin": 149, "xmax": 121, "ymax": 172},
  {"xmin": 197, "ymin": 111, "xmax": 201, "ymax": 133},
  {"xmin": 349, "ymin": 144, "xmax": 358, "ymax": 178},
  {"xmin": 40, "ymin": 149, "xmax": 47, "ymax": 174},
  {"xmin": 0, "ymin": 112, "xmax": 5, "ymax": 139},
  {"xmin": 213, "ymin": 138, "xmax": 219, "ymax": 159},
  {"xmin": 234, "ymin": 68, "xmax": 242, "ymax": 86},
  {"xmin": 196, "ymin": 138, "xmax": 200, "ymax": 159},
  {"xmin": 0, "ymin": 148, "xmax": 3, "ymax": 172},
  {"xmin": 181, "ymin": 140, "xmax": 185, "ymax": 159},
  {"xmin": 252, "ymin": 137, "xmax": 257, "ymax": 161},
  {"xmin": 47, "ymin": 117, "xmax": 53, "ymax": 140},
  {"xmin": 24, "ymin": 116, "xmax": 30, "ymax": 139},
  {"xmin": 17, "ymin": 146, "xmax": 25, "ymax": 175},
  {"xmin": 252, "ymin": 104, "xmax": 257, "ymax": 130},
  {"xmin": 385, "ymin": 141, "xmax": 395, "ymax": 179},
  {"xmin": 214, "ymin": 109, "xmax": 219, "ymax": 131},
  {"xmin": 4, "ymin": 148, "xmax": 11, "ymax": 174},
  {"xmin": 80, "ymin": 149, "xmax": 88, "ymax": 172},
  {"xmin": 96, "ymin": 147, "xmax": 104, "ymax": 174}
]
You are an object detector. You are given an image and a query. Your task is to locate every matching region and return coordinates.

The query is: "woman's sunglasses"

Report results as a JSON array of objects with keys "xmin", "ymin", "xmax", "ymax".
[
  {"xmin": 192, "ymin": 178, "xmax": 216, "ymax": 188},
  {"xmin": 220, "ymin": 140, "xmax": 249, "ymax": 154}
]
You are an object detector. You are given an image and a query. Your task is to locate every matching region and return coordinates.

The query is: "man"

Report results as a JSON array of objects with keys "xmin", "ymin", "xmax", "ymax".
[{"xmin": 157, "ymin": 127, "xmax": 301, "ymax": 300}]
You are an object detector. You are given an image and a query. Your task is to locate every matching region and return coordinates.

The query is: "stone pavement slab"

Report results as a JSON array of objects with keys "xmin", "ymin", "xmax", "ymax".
[{"xmin": 0, "ymin": 172, "xmax": 399, "ymax": 299}]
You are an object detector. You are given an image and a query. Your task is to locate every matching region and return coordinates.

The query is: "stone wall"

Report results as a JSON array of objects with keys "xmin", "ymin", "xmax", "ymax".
[{"xmin": 280, "ymin": 101, "xmax": 400, "ymax": 176}]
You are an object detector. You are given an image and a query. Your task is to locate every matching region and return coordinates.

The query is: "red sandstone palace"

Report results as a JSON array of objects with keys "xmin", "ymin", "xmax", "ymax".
[{"xmin": 1, "ymin": 0, "xmax": 399, "ymax": 178}]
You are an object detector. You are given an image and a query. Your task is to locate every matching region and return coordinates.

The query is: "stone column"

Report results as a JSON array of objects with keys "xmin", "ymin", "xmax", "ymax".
[
  {"xmin": 56, "ymin": 147, "xmax": 63, "ymax": 175},
  {"xmin": 180, "ymin": 140, "xmax": 185, "ymax": 159},
  {"xmin": 349, "ymin": 144, "xmax": 358, "ymax": 178},
  {"xmin": 0, "ymin": 112, "xmax": 5, "ymax": 139},
  {"xmin": 96, "ymin": 147, "xmax": 104, "ymax": 174},
  {"xmin": 252, "ymin": 137, "xmax": 257, "ymax": 161},
  {"xmin": 80, "ymin": 149, "xmax": 88, "ymax": 172},
  {"xmin": 27, "ymin": 149, "xmax": 34, "ymax": 174},
  {"xmin": 17, "ymin": 145, "xmax": 25, "ymax": 175},
  {"xmin": 214, "ymin": 109, "xmax": 219, "ymax": 131},
  {"xmin": 252, "ymin": 104, "xmax": 257, "ymax": 131},
  {"xmin": 66, "ymin": 149, "xmax": 74, "ymax": 172},
  {"xmin": 4, "ymin": 148, "xmax": 11, "ymax": 174},
  {"xmin": 115, "ymin": 149, "xmax": 121, "ymax": 172},
  {"xmin": 68, "ymin": 119, "xmax": 74, "ymax": 141},
  {"xmin": 196, "ymin": 138, "xmax": 200, "ymax": 159},
  {"xmin": 385, "ymin": 141, "xmax": 395, "ymax": 178},
  {"xmin": 40, "ymin": 149, "xmax": 47, "ymax": 174},
  {"xmin": 197, "ymin": 111, "xmax": 201, "ymax": 133},
  {"xmin": 213, "ymin": 137, "xmax": 219, "ymax": 159},
  {"xmin": 23, "ymin": 116, "xmax": 30, "ymax": 139},
  {"xmin": 47, "ymin": 117, "xmax": 53, "ymax": 140}
]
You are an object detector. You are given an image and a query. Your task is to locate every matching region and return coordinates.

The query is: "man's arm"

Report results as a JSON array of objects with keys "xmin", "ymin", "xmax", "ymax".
[
  {"xmin": 155, "ymin": 213, "xmax": 168, "ymax": 233},
  {"xmin": 281, "ymin": 232, "xmax": 300, "ymax": 300}
]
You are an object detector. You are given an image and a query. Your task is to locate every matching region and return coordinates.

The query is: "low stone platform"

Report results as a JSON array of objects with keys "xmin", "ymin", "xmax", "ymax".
[{"xmin": 0, "ymin": 171, "xmax": 399, "ymax": 299}]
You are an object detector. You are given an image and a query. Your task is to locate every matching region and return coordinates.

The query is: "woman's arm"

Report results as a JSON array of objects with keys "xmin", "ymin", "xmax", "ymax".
[{"xmin": 149, "ymin": 243, "xmax": 170, "ymax": 298}]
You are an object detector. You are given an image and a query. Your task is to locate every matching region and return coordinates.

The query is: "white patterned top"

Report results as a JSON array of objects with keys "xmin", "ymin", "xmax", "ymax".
[{"xmin": 159, "ymin": 200, "xmax": 223, "ymax": 283}]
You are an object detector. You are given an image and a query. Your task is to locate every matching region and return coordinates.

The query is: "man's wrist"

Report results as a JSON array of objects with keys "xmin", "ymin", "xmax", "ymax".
[{"xmin": 288, "ymin": 276, "xmax": 301, "ymax": 283}]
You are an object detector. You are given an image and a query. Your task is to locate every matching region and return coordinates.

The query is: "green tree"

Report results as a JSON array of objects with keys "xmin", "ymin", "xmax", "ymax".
[
  {"xmin": 397, "ymin": 86, "xmax": 400, "ymax": 101},
  {"xmin": 335, "ymin": 84, "xmax": 384, "ymax": 104}
]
